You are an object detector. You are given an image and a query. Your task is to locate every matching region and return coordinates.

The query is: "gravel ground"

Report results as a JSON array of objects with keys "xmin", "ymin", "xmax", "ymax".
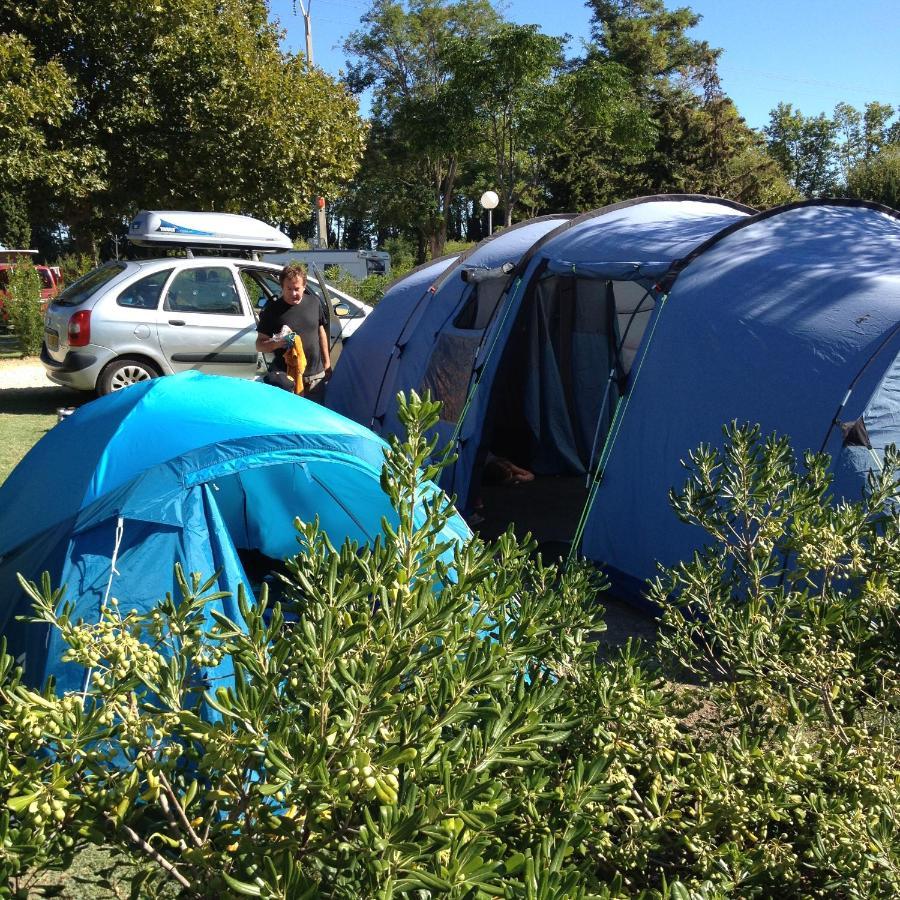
[{"xmin": 0, "ymin": 357, "xmax": 55, "ymax": 390}]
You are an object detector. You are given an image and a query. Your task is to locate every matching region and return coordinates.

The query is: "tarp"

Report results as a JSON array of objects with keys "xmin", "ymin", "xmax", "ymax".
[{"xmin": 0, "ymin": 372, "xmax": 470, "ymax": 691}]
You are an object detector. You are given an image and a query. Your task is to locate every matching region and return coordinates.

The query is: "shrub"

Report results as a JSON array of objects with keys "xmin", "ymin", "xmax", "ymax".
[
  {"xmin": 323, "ymin": 265, "xmax": 393, "ymax": 307},
  {"xmin": 655, "ymin": 424, "xmax": 900, "ymax": 896},
  {"xmin": 3, "ymin": 413, "xmax": 899, "ymax": 897},
  {"xmin": 3, "ymin": 261, "xmax": 44, "ymax": 356},
  {"xmin": 55, "ymin": 252, "xmax": 96, "ymax": 286}
]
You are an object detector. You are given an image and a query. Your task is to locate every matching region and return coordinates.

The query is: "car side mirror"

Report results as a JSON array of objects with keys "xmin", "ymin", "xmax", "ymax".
[
  {"xmin": 334, "ymin": 303, "xmax": 349, "ymax": 317},
  {"xmin": 257, "ymin": 297, "xmax": 267, "ymax": 309}
]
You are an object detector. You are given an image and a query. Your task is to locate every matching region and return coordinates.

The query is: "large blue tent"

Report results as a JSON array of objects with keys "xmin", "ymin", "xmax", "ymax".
[
  {"xmin": 327, "ymin": 195, "xmax": 900, "ymax": 601},
  {"xmin": 0, "ymin": 372, "xmax": 469, "ymax": 690}
]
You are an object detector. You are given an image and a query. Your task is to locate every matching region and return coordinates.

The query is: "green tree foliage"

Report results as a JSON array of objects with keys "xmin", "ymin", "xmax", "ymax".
[
  {"xmin": 344, "ymin": 0, "xmax": 500, "ymax": 259},
  {"xmin": 0, "ymin": 34, "xmax": 89, "ymax": 191},
  {"xmin": 0, "ymin": 191, "xmax": 31, "ymax": 249},
  {"xmin": 847, "ymin": 145, "xmax": 900, "ymax": 209},
  {"xmin": 764, "ymin": 102, "xmax": 841, "ymax": 197},
  {"xmin": 2, "ymin": 261, "xmax": 44, "ymax": 355},
  {"xmin": 3, "ymin": 406, "xmax": 900, "ymax": 896},
  {"xmin": 0, "ymin": 0, "xmax": 366, "ymax": 250},
  {"xmin": 0, "ymin": 33, "xmax": 101, "ymax": 242},
  {"xmin": 539, "ymin": 58, "xmax": 655, "ymax": 213},
  {"xmin": 581, "ymin": 0, "xmax": 786, "ymax": 209},
  {"xmin": 588, "ymin": 0, "xmax": 716, "ymax": 87},
  {"xmin": 446, "ymin": 24, "xmax": 566, "ymax": 226},
  {"xmin": 765, "ymin": 100, "xmax": 899, "ymax": 203}
]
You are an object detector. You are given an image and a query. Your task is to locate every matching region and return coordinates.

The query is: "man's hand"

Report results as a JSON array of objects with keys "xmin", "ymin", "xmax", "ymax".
[{"xmin": 255, "ymin": 333, "xmax": 283, "ymax": 353}]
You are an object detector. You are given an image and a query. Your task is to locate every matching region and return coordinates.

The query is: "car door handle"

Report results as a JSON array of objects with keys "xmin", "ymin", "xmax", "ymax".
[{"xmin": 168, "ymin": 319, "xmax": 186, "ymax": 326}]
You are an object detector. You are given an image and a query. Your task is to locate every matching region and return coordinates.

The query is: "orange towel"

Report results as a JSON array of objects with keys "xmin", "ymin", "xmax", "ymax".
[{"xmin": 284, "ymin": 341, "xmax": 306, "ymax": 395}]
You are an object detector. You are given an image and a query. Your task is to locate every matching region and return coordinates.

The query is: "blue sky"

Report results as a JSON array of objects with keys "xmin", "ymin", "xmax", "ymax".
[{"xmin": 270, "ymin": 0, "xmax": 899, "ymax": 130}]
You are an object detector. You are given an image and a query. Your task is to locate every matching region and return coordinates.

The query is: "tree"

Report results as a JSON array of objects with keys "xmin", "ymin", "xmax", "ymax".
[
  {"xmin": 582, "ymin": 0, "xmax": 783, "ymax": 206},
  {"xmin": 536, "ymin": 57, "xmax": 655, "ymax": 213},
  {"xmin": 833, "ymin": 101, "xmax": 897, "ymax": 187},
  {"xmin": 847, "ymin": 145, "xmax": 900, "ymax": 209},
  {"xmin": 0, "ymin": 33, "xmax": 101, "ymax": 247},
  {"xmin": 587, "ymin": 0, "xmax": 719, "ymax": 89},
  {"xmin": 446, "ymin": 24, "xmax": 565, "ymax": 226},
  {"xmin": 764, "ymin": 103, "xmax": 840, "ymax": 198},
  {"xmin": 344, "ymin": 0, "xmax": 500, "ymax": 259},
  {"xmin": 0, "ymin": 1, "xmax": 367, "ymax": 252}
]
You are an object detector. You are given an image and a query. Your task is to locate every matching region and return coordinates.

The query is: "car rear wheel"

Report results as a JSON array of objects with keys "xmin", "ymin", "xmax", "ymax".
[{"xmin": 97, "ymin": 357, "xmax": 161, "ymax": 396}]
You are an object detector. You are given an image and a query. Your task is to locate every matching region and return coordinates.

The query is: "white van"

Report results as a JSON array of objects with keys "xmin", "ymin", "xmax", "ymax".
[{"xmin": 270, "ymin": 249, "xmax": 391, "ymax": 281}]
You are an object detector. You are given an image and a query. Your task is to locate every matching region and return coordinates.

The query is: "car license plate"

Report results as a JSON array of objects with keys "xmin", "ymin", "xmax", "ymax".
[{"xmin": 46, "ymin": 329, "xmax": 59, "ymax": 351}]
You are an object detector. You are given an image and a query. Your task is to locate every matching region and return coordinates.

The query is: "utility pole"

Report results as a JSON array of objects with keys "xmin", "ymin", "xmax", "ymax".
[
  {"xmin": 296, "ymin": 0, "xmax": 313, "ymax": 67},
  {"xmin": 295, "ymin": 1, "xmax": 324, "ymax": 246}
]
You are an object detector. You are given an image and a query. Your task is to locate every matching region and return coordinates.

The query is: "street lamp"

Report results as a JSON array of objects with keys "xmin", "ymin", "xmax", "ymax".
[{"xmin": 480, "ymin": 190, "xmax": 499, "ymax": 236}]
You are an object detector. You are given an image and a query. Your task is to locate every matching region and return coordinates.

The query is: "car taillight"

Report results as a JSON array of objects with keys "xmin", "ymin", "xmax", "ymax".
[{"xmin": 68, "ymin": 310, "xmax": 91, "ymax": 347}]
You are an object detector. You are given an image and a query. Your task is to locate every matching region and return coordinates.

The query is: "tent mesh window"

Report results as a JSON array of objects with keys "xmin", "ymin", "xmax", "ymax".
[
  {"xmin": 453, "ymin": 278, "xmax": 508, "ymax": 331},
  {"xmin": 420, "ymin": 333, "xmax": 481, "ymax": 423},
  {"xmin": 422, "ymin": 278, "xmax": 511, "ymax": 424}
]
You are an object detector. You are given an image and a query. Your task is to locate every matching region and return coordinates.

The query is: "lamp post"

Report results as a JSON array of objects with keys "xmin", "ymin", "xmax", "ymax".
[{"xmin": 479, "ymin": 190, "xmax": 499, "ymax": 237}]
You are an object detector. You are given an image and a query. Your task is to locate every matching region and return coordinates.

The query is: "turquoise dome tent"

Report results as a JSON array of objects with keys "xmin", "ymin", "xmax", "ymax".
[{"xmin": 0, "ymin": 372, "xmax": 470, "ymax": 691}]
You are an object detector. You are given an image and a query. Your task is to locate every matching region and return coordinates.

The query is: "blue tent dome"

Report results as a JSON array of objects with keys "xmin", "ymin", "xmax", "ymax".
[
  {"xmin": 0, "ymin": 372, "xmax": 469, "ymax": 690},
  {"xmin": 326, "ymin": 196, "xmax": 900, "ymax": 603}
]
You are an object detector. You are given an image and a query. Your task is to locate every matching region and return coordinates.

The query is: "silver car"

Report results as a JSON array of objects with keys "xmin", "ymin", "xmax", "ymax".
[{"xmin": 41, "ymin": 257, "xmax": 369, "ymax": 395}]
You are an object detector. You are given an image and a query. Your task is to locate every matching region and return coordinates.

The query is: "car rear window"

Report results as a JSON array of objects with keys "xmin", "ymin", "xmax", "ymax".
[{"xmin": 54, "ymin": 262, "xmax": 128, "ymax": 307}]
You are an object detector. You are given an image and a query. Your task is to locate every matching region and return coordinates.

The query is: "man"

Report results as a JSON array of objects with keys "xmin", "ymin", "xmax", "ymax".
[{"xmin": 256, "ymin": 262, "xmax": 331, "ymax": 398}]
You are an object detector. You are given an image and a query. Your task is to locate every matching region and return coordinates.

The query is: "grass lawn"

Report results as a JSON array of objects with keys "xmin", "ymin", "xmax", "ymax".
[{"xmin": 0, "ymin": 336, "xmax": 92, "ymax": 484}]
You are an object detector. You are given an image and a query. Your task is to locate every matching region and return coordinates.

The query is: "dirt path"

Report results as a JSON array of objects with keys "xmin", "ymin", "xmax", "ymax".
[{"xmin": 0, "ymin": 355, "xmax": 55, "ymax": 390}]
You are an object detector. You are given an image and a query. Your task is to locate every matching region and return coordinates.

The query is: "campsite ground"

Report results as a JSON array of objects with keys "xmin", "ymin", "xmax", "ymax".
[{"xmin": 0, "ymin": 337, "xmax": 90, "ymax": 482}]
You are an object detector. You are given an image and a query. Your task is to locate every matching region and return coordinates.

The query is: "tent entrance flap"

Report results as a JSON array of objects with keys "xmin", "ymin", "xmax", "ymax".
[
  {"xmin": 210, "ymin": 459, "xmax": 391, "ymax": 564},
  {"xmin": 519, "ymin": 274, "xmax": 623, "ymax": 476},
  {"xmin": 468, "ymin": 273, "xmax": 662, "ymax": 550}
]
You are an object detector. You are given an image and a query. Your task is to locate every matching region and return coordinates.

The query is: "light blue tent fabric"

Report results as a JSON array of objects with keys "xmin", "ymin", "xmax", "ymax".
[
  {"xmin": 375, "ymin": 217, "xmax": 571, "ymax": 446},
  {"xmin": 326, "ymin": 254, "xmax": 460, "ymax": 427},
  {"xmin": 327, "ymin": 217, "xmax": 570, "ymax": 450},
  {"xmin": 0, "ymin": 372, "xmax": 470, "ymax": 691},
  {"xmin": 582, "ymin": 201, "xmax": 900, "ymax": 596}
]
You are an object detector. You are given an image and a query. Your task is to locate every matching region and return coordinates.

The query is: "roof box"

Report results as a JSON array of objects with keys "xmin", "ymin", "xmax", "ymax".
[{"xmin": 127, "ymin": 211, "xmax": 292, "ymax": 253}]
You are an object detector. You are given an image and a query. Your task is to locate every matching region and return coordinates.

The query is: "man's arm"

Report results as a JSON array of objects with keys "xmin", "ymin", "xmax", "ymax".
[
  {"xmin": 256, "ymin": 332, "xmax": 285, "ymax": 353},
  {"xmin": 319, "ymin": 325, "xmax": 332, "ymax": 376}
]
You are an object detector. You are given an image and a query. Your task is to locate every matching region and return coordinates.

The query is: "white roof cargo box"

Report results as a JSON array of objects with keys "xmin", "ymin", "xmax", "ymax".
[{"xmin": 127, "ymin": 211, "xmax": 292, "ymax": 253}]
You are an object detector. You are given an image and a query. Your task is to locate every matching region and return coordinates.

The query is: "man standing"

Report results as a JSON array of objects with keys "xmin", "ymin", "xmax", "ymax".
[{"xmin": 256, "ymin": 262, "xmax": 331, "ymax": 398}]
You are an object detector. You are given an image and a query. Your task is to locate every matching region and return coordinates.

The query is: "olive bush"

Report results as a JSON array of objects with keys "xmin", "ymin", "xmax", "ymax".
[
  {"xmin": 655, "ymin": 424, "xmax": 900, "ymax": 896},
  {"xmin": 2, "ymin": 411, "xmax": 899, "ymax": 898}
]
